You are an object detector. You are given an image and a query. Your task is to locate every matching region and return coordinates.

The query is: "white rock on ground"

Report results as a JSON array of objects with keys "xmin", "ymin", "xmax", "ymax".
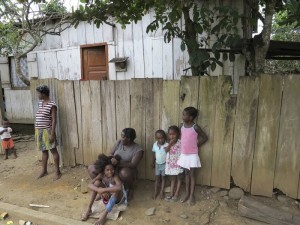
[{"xmin": 145, "ymin": 207, "xmax": 156, "ymax": 216}]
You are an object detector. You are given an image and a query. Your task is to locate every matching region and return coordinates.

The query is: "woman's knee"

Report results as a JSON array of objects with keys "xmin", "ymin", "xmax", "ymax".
[{"xmin": 119, "ymin": 168, "xmax": 135, "ymax": 184}]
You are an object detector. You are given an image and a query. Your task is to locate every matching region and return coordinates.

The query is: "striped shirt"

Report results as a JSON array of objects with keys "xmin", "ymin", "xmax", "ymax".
[{"xmin": 35, "ymin": 101, "xmax": 57, "ymax": 129}]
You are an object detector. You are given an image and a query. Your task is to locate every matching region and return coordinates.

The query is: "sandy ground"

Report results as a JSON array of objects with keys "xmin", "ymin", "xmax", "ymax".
[{"xmin": 0, "ymin": 134, "xmax": 299, "ymax": 225}]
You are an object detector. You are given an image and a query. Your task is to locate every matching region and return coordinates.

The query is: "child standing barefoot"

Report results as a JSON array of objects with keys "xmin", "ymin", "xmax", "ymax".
[
  {"xmin": 164, "ymin": 126, "xmax": 183, "ymax": 202},
  {"xmin": 152, "ymin": 130, "xmax": 168, "ymax": 199},
  {"xmin": 178, "ymin": 107, "xmax": 208, "ymax": 205},
  {"xmin": 0, "ymin": 118, "xmax": 17, "ymax": 160},
  {"xmin": 82, "ymin": 154, "xmax": 127, "ymax": 225}
]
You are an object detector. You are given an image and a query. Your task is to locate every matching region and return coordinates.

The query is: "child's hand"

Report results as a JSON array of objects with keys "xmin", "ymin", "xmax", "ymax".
[
  {"xmin": 111, "ymin": 158, "xmax": 118, "ymax": 165},
  {"xmin": 49, "ymin": 134, "xmax": 55, "ymax": 143},
  {"xmin": 152, "ymin": 162, "xmax": 155, "ymax": 169}
]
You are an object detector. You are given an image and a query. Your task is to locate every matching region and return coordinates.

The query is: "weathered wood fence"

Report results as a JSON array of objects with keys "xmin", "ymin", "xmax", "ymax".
[{"xmin": 30, "ymin": 75, "xmax": 300, "ymax": 199}]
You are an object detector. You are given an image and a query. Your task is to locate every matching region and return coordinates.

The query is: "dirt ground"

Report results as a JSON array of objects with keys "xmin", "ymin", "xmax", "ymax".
[{"xmin": 0, "ymin": 132, "xmax": 299, "ymax": 225}]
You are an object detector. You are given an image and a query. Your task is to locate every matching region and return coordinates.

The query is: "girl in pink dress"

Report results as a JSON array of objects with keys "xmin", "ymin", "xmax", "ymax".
[
  {"xmin": 177, "ymin": 107, "xmax": 208, "ymax": 205},
  {"xmin": 164, "ymin": 126, "xmax": 183, "ymax": 201}
]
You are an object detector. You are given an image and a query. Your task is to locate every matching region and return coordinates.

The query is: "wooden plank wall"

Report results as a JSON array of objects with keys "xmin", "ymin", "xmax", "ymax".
[{"xmin": 30, "ymin": 75, "xmax": 300, "ymax": 199}]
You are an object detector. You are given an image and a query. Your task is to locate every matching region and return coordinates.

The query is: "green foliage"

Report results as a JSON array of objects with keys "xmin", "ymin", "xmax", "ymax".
[
  {"xmin": 40, "ymin": 0, "xmax": 67, "ymax": 15},
  {"xmin": 72, "ymin": 0, "xmax": 242, "ymax": 75}
]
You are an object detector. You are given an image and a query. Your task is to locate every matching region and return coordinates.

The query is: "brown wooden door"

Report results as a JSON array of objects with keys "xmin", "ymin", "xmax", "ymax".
[{"xmin": 82, "ymin": 45, "xmax": 108, "ymax": 80}]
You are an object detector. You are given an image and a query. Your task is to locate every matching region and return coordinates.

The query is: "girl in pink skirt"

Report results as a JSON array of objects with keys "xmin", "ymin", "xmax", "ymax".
[{"xmin": 177, "ymin": 107, "xmax": 208, "ymax": 205}]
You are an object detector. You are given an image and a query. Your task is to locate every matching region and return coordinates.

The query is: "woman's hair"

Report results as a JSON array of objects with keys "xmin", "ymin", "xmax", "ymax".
[
  {"xmin": 36, "ymin": 85, "xmax": 50, "ymax": 97},
  {"xmin": 122, "ymin": 128, "xmax": 136, "ymax": 141},
  {"xmin": 183, "ymin": 106, "xmax": 198, "ymax": 119},
  {"xmin": 168, "ymin": 125, "xmax": 180, "ymax": 135},
  {"xmin": 155, "ymin": 129, "xmax": 167, "ymax": 139},
  {"xmin": 94, "ymin": 154, "xmax": 121, "ymax": 173}
]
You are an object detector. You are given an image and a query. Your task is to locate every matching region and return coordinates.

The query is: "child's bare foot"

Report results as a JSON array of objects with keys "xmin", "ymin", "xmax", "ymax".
[
  {"xmin": 81, "ymin": 209, "xmax": 92, "ymax": 221},
  {"xmin": 180, "ymin": 193, "xmax": 189, "ymax": 203},
  {"xmin": 4, "ymin": 156, "xmax": 8, "ymax": 160},
  {"xmin": 188, "ymin": 196, "xmax": 195, "ymax": 206},
  {"xmin": 94, "ymin": 217, "xmax": 105, "ymax": 225},
  {"xmin": 152, "ymin": 191, "xmax": 159, "ymax": 200},
  {"xmin": 159, "ymin": 191, "xmax": 164, "ymax": 200},
  {"xmin": 13, "ymin": 153, "xmax": 17, "ymax": 159},
  {"xmin": 53, "ymin": 172, "xmax": 62, "ymax": 181},
  {"xmin": 37, "ymin": 171, "xmax": 48, "ymax": 179}
]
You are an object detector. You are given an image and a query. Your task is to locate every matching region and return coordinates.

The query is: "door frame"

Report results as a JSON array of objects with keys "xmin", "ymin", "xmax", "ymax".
[{"xmin": 80, "ymin": 43, "xmax": 109, "ymax": 80}]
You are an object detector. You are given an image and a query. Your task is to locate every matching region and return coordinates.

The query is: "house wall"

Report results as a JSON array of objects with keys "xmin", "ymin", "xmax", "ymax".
[{"xmin": 28, "ymin": 2, "xmax": 246, "ymax": 83}]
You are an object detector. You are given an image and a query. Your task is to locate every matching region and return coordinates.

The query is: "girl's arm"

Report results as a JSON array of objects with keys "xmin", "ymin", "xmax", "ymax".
[
  {"xmin": 194, "ymin": 125, "xmax": 208, "ymax": 147},
  {"xmin": 90, "ymin": 173, "xmax": 102, "ymax": 184},
  {"xmin": 0, "ymin": 128, "xmax": 7, "ymax": 135},
  {"xmin": 118, "ymin": 150, "xmax": 143, "ymax": 168},
  {"xmin": 164, "ymin": 139, "xmax": 176, "ymax": 152},
  {"xmin": 88, "ymin": 175, "xmax": 122, "ymax": 195}
]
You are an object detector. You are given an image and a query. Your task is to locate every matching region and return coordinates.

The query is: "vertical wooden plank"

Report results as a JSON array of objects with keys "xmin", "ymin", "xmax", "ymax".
[
  {"xmin": 161, "ymin": 80, "xmax": 180, "ymax": 131},
  {"xmin": 251, "ymin": 75, "xmax": 282, "ymax": 197},
  {"xmin": 115, "ymin": 24, "xmax": 125, "ymax": 80},
  {"xmin": 132, "ymin": 21, "xmax": 145, "ymax": 78},
  {"xmin": 108, "ymin": 44, "xmax": 116, "ymax": 80},
  {"xmin": 142, "ymin": 13, "xmax": 153, "ymax": 78},
  {"xmin": 63, "ymin": 81, "xmax": 78, "ymax": 166},
  {"xmin": 179, "ymin": 76, "xmax": 200, "ymax": 115},
  {"xmin": 74, "ymin": 81, "xmax": 84, "ymax": 164},
  {"xmin": 145, "ymin": 79, "xmax": 163, "ymax": 180},
  {"xmin": 101, "ymin": 80, "xmax": 117, "ymax": 155},
  {"xmin": 152, "ymin": 38, "xmax": 163, "ymax": 78},
  {"xmin": 144, "ymin": 79, "xmax": 154, "ymax": 180},
  {"xmin": 123, "ymin": 23, "xmax": 134, "ymax": 79},
  {"xmin": 94, "ymin": 24, "xmax": 104, "ymax": 43},
  {"xmin": 81, "ymin": 81, "xmax": 102, "ymax": 164},
  {"xmin": 85, "ymin": 22, "xmax": 95, "ymax": 44},
  {"xmin": 162, "ymin": 40, "xmax": 173, "ymax": 79},
  {"xmin": 211, "ymin": 76, "xmax": 236, "ymax": 189},
  {"xmin": 231, "ymin": 77, "xmax": 260, "ymax": 192},
  {"xmin": 76, "ymin": 22, "xmax": 87, "ymax": 45},
  {"xmin": 197, "ymin": 76, "xmax": 218, "ymax": 186},
  {"xmin": 115, "ymin": 80, "xmax": 131, "ymax": 135},
  {"xmin": 130, "ymin": 79, "xmax": 146, "ymax": 179},
  {"xmin": 102, "ymin": 23, "xmax": 113, "ymax": 42},
  {"xmin": 61, "ymin": 24, "xmax": 70, "ymax": 48},
  {"xmin": 274, "ymin": 75, "xmax": 300, "ymax": 198}
]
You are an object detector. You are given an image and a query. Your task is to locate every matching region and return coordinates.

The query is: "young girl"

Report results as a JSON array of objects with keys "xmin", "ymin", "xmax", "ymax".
[
  {"xmin": 82, "ymin": 154, "xmax": 127, "ymax": 225},
  {"xmin": 152, "ymin": 129, "xmax": 168, "ymax": 199},
  {"xmin": 164, "ymin": 125, "xmax": 183, "ymax": 202},
  {"xmin": 178, "ymin": 107, "xmax": 208, "ymax": 205}
]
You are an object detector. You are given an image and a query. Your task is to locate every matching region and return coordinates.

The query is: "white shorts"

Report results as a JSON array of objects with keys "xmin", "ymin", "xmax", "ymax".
[{"xmin": 177, "ymin": 153, "xmax": 201, "ymax": 170}]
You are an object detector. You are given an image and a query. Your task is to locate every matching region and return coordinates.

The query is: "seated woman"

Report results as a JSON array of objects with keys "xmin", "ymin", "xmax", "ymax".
[
  {"xmin": 82, "ymin": 154, "xmax": 127, "ymax": 225},
  {"xmin": 88, "ymin": 128, "xmax": 143, "ymax": 200}
]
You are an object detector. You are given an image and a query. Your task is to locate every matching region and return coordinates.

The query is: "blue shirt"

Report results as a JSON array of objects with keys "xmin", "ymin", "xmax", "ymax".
[{"xmin": 152, "ymin": 141, "xmax": 168, "ymax": 164}]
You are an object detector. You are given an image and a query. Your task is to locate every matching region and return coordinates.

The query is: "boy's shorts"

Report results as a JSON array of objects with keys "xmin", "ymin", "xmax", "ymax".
[
  {"xmin": 2, "ymin": 138, "xmax": 14, "ymax": 149},
  {"xmin": 35, "ymin": 128, "xmax": 57, "ymax": 151},
  {"xmin": 155, "ymin": 163, "xmax": 166, "ymax": 176}
]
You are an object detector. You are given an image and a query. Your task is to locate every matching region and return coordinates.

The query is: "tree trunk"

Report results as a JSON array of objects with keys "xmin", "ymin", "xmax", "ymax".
[
  {"xmin": 253, "ymin": 1, "xmax": 276, "ymax": 75},
  {"xmin": 182, "ymin": 5, "xmax": 199, "ymax": 76},
  {"xmin": 15, "ymin": 56, "xmax": 30, "ymax": 86}
]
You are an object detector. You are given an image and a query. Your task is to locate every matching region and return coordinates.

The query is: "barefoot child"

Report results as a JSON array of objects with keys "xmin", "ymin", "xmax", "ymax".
[
  {"xmin": 164, "ymin": 126, "xmax": 183, "ymax": 202},
  {"xmin": 178, "ymin": 107, "xmax": 208, "ymax": 205},
  {"xmin": 0, "ymin": 118, "xmax": 17, "ymax": 160},
  {"xmin": 82, "ymin": 154, "xmax": 127, "ymax": 225},
  {"xmin": 152, "ymin": 130, "xmax": 168, "ymax": 199}
]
